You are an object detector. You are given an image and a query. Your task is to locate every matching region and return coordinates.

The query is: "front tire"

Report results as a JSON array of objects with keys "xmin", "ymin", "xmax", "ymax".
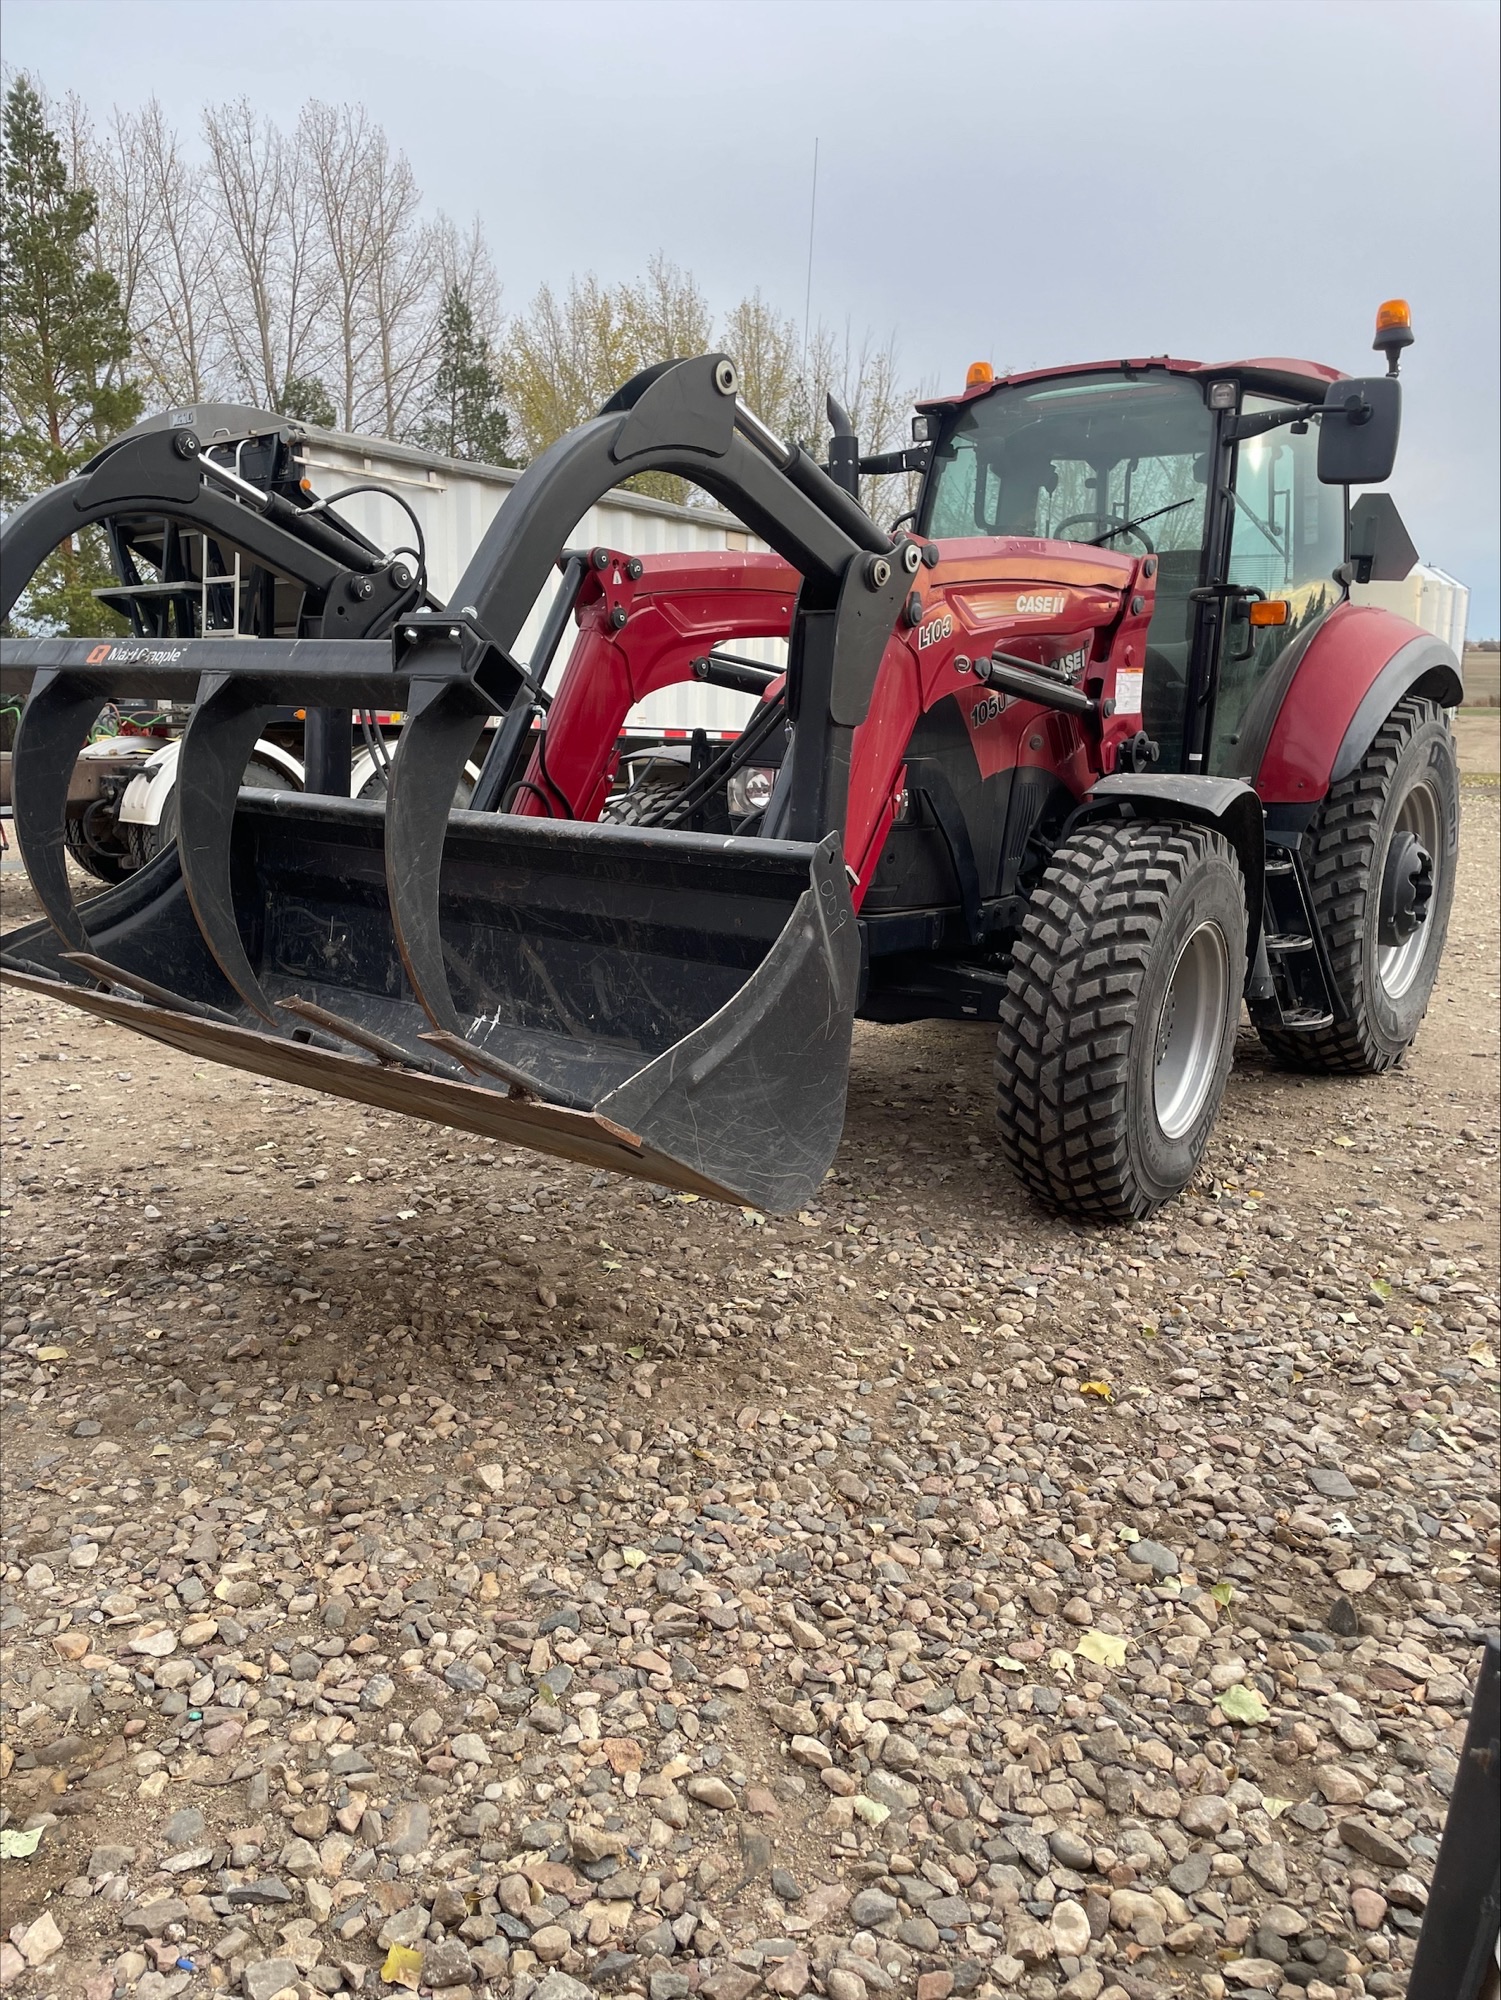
[
  {"xmin": 996, "ymin": 821, "xmax": 1247, "ymax": 1221},
  {"xmin": 1258, "ymin": 696, "xmax": 1458, "ymax": 1074}
]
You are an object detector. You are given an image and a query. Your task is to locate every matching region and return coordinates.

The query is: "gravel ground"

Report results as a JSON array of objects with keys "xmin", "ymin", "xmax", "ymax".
[{"xmin": 1, "ymin": 789, "xmax": 1497, "ymax": 2000}]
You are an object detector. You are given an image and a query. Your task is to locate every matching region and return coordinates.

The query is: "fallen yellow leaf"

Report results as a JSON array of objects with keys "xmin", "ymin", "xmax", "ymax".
[
  {"xmin": 1219, "ymin": 1682, "xmax": 1270, "ymax": 1725},
  {"xmin": 35, "ymin": 1347, "xmax": 69, "ymax": 1362},
  {"xmin": 1080, "ymin": 1380, "xmax": 1113, "ymax": 1400},
  {"xmin": 1075, "ymin": 1629, "xmax": 1129, "ymax": 1670},
  {"xmin": 380, "ymin": 1944, "xmax": 424, "ymax": 1990}
]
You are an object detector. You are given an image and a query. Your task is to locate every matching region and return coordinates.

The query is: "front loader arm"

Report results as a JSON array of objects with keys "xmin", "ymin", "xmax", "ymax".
[{"xmin": 509, "ymin": 552, "xmax": 799, "ymax": 822}]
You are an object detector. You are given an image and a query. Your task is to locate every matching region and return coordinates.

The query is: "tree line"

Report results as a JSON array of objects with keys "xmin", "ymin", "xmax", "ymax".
[{"xmin": 0, "ymin": 70, "xmax": 920, "ymax": 564}]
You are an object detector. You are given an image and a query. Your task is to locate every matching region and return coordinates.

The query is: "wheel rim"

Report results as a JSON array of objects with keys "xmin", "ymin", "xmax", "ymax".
[
  {"xmin": 1378, "ymin": 777, "xmax": 1443, "ymax": 1001},
  {"xmin": 1153, "ymin": 921, "xmax": 1230, "ymax": 1140}
]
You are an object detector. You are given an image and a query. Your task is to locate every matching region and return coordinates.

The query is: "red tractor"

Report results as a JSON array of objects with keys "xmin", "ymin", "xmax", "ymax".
[{"xmin": 0, "ymin": 302, "xmax": 1461, "ymax": 1220}]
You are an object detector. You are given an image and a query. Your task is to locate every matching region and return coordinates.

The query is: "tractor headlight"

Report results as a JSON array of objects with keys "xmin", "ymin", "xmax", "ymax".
[{"xmin": 727, "ymin": 765, "xmax": 777, "ymax": 817}]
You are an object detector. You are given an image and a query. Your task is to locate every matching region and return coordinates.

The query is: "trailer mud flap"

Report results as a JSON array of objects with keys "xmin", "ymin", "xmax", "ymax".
[{"xmin": 0, "ymin": 799, "xmax": 859, "ymax": 1213}]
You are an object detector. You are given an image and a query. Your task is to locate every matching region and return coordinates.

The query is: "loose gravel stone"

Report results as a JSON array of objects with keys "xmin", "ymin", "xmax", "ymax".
[{"xmin": 1, "ymin": 796, "xmax": 1496, "ymax": 2000}]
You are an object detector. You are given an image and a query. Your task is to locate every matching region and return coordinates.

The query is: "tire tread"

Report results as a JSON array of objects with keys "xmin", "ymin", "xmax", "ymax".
[
  {"xmin": 1259, "ymin": 697, "xmax": 1455, "ymax": 1075},
  {"xmin": 995, "ymin": 821, "xmax": 1241, "ymax": 1222}
]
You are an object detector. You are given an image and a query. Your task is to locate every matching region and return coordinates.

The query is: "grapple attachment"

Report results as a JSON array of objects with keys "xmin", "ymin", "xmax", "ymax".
[{"xmin": 2, "ymin": 357, "xmax": 912, "ymax": 1210}]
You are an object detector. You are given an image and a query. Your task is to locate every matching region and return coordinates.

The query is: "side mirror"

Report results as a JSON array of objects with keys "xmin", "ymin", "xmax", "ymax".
[
  {"xmin": 1347, "ymin": 492, "xmax": 1418, "ymax": 584},
  {"xmin": 1318, "ymin": 375, "xmax": 1401, "ymax": 485}
]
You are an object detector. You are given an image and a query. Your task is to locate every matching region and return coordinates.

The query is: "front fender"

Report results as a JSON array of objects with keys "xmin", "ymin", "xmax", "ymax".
[
  {"xmin": 1253, "ymin": 604, "xmax": 1462, "ymax": 806},
  {"xmin": 1067, "ymin": 772, "xmax": 1265, "ymax": 972}
]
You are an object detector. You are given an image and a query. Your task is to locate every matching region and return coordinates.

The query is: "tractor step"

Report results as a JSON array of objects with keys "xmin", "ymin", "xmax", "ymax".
[
  {"xmin": 1263, "ymin": 856, "xmax": 1296, "ymax": 878},
  {"xmin": 1265, "ymin": 930, "xmax": 1314, "ymax": 953},
  {"xmin": 1278, "ymin": 1005, "xmax": 1335, "ymax": 1030}
]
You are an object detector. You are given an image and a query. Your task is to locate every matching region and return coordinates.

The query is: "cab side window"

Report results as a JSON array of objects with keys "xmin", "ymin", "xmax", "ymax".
[{"xmin": 1211, "ymin": 399, "xmax": 1345, "ymax": 766}]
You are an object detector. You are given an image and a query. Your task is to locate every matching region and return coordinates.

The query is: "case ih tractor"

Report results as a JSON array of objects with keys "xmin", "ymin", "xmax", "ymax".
[{"xmin": 0, "ymin": 302, "xmax": 1462, "ymax": 1220}]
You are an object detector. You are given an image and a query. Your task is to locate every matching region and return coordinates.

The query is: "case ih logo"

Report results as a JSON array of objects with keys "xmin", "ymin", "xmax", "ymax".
[
  {"xmin": 1013, "ymin": 593, "xmax": 1067, "ymax": 616},
  {"xmin": 83, "ymin": 643, "xmax": 186, "ymax": 665}
]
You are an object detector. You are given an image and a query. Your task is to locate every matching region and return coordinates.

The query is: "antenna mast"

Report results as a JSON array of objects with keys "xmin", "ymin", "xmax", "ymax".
[{"xmin": 801, "ymin": 137, "xmax": 820, "ymax": 381}]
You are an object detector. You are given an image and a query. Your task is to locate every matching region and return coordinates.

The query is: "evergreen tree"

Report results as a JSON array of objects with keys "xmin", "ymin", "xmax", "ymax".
[
  {"xmin": 279, "ymin": 373, "xmax": 337, "ymax": 427},
  {"xmin": 418, "ymin": 284, "xmax": 513, "ymax": 465},
  {"xmin": 0, "ymin": 75, "xmax": 142, "ymax": 632}
]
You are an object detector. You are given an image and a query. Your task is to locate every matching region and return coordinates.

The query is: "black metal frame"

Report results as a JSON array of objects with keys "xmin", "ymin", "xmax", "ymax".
[{"xmin": 1409, "ymin": 1637, "xmax": 1499, "ymax": 2000}]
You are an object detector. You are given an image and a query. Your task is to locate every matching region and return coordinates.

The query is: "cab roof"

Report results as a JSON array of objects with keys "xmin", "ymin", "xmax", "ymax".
[{"xmin": 917, "ymin": 355, "xmax": 1344, "ymax": 416}]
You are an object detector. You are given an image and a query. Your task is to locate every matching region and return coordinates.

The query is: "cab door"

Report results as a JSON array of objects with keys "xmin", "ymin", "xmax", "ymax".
[{"xmin": 1207, "ymin": 399, "xmax": 1346, "ymax": 773}]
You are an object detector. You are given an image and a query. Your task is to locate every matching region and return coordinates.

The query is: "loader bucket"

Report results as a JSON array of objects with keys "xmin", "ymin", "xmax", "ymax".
[
  {"xmin": 2, "ymin": 793, "xmax": 858, "ymax": 1210},
  {"xmin": 1, "ymin": 357, "xmax": 910, "ymax": 1210}
]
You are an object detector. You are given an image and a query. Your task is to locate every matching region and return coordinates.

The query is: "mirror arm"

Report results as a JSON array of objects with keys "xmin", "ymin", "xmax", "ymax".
[
  {"xmin": 1227, "ymin": 401, "xmax": 1319, "ymax": 443},
  {"xmin": 858, "ymin": 444, "xmax": 932, "ymax": 476},
  {"xmin": 1228, "ymin": 390, "xmax": 1376, "ymax": 446}
]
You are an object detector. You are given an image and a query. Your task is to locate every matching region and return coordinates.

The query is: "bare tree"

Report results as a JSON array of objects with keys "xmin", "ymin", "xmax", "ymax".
[
  {"xmin": 298, "ymin": 100, "xmax": 379, "ymax": 428},
  {"xmin": 719, "ymin": 289, "xmax": 804, "ymax": 439},
  {"xmin": 125, "ymin": 101, "xmax": 215, "ymax": 403},
  {"xmin": 808, "ymin": 322, "xmax": 919, "ymax": 526},
  {"xmin": 504, "ymin": 256, "xmax": 713, "ymax": 496},
  {"xmin": 202, "ymin": 99, "xmax": 327, "ymax": 411},
  {"xmin": 716, "ymin": 292, "xmax": 920, "ymax": 524},
  {"xmin": 435, "ymin": 215, "xmax": 501, "ymax": 345},
  {"xmin": 297, "ymin": 101, "xmax": 458, "ymax": 437},
  {"xmin": 365, "ymin": 179, "xmax": 443, "ymax": 439}
]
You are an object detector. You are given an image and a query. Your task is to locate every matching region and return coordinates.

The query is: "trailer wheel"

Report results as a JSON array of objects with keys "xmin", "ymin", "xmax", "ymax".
[
  {"xmin": 1258, "ymin": 697, "xmax": 1458, "ymax": 1074},
  {"xmin": 995, "ymin": 821, "xmax": 1247, "ymax": 1221},
  {"xmin": 124, "ymin": 753, "xmax": 301, "ymax": 870},
  {"xmin": 62, "ymin": 810, "xmax": 134, "ymax": 884}
]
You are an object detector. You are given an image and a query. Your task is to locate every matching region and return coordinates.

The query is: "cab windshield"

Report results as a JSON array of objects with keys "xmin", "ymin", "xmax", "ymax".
[
  {"xmin": 922, "ymin": 370, "xmax": 1215, "ymax": 768},
  {"xmin": 922, "ymin": 369, "xmax": 1213, "ymax": 550}
]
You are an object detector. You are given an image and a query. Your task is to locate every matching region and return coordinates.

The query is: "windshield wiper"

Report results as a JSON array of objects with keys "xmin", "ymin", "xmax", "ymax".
[{"xmin": 1088, "ymin": 497, "xmax": 1197, "ymax": 546}]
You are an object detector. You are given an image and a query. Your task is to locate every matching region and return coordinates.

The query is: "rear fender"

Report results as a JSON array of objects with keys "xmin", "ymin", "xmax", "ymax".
[
  {"xmin": 1254, "ymin": 605, "xmax": 1462, "ymax": 805},
  {"xmin": 1066, "ymin": 773, "xmax": 1264, "ymax": 971}
]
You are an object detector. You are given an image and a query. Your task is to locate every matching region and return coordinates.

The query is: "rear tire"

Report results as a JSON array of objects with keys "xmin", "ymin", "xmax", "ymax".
[
  {"xmin": 995, "ymin": 821, "xmax": 1247, "ymax": 1221},
  {"xmin": 1258, "ymin": 696, "xmax": 1458, "ymax": 1074}
]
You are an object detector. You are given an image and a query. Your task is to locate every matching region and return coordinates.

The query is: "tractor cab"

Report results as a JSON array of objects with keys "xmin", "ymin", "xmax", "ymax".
[{"xmin": 914, "ymin": 337, "xmax": 1408, "ymax": 782}]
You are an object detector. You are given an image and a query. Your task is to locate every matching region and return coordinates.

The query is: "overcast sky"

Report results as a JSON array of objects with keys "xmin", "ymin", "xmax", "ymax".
[{"xmin": 8, "ymin": 0, "xmax": 1499, "ymax": 632}]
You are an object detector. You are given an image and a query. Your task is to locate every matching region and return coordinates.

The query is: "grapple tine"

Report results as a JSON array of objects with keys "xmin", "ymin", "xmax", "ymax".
[
  {"xmin": 276, "ymin": 996, "xmax": 449, "ymax": 1075},
  {"xmin": 174, "ymin": 674, "xmax": 282, "ymax": 1025},
  {"xmin": 417, "ymin": 1027, "xmax": 545, "ymax": 1098},
  {"xmin": 382, "ymin": 676, "xmax": 494, "ymax": 1037},
  {"xmin": 59, "ymin": 951, "xmax": 240, "ymax": 1026},
  {"xmin": 10, "ymin": 671, "xmax": 112, "ymax": 953}
]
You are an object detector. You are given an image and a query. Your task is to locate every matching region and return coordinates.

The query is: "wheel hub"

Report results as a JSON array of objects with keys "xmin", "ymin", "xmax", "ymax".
[
  {"xmin": 1152, "ymin": 921, "xmax": 1230, "ymax": 1141},
  {"xmin": 1379, "ymin": 830, "xmax": 1433, "ymax": 946},
  {"xmin": 1377, "ymin": 776, "xmax": 1445, "ymax": 1003},
  {"xmin": 1155, "ymin": 989, "xmax": 1177, "ymax": 1064}
]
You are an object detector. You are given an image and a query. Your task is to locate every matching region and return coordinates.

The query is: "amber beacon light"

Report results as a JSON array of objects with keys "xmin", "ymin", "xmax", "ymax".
[{"xmin": 1373, "ymin": 298, "xmax": 1414, "ymax": 375}]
